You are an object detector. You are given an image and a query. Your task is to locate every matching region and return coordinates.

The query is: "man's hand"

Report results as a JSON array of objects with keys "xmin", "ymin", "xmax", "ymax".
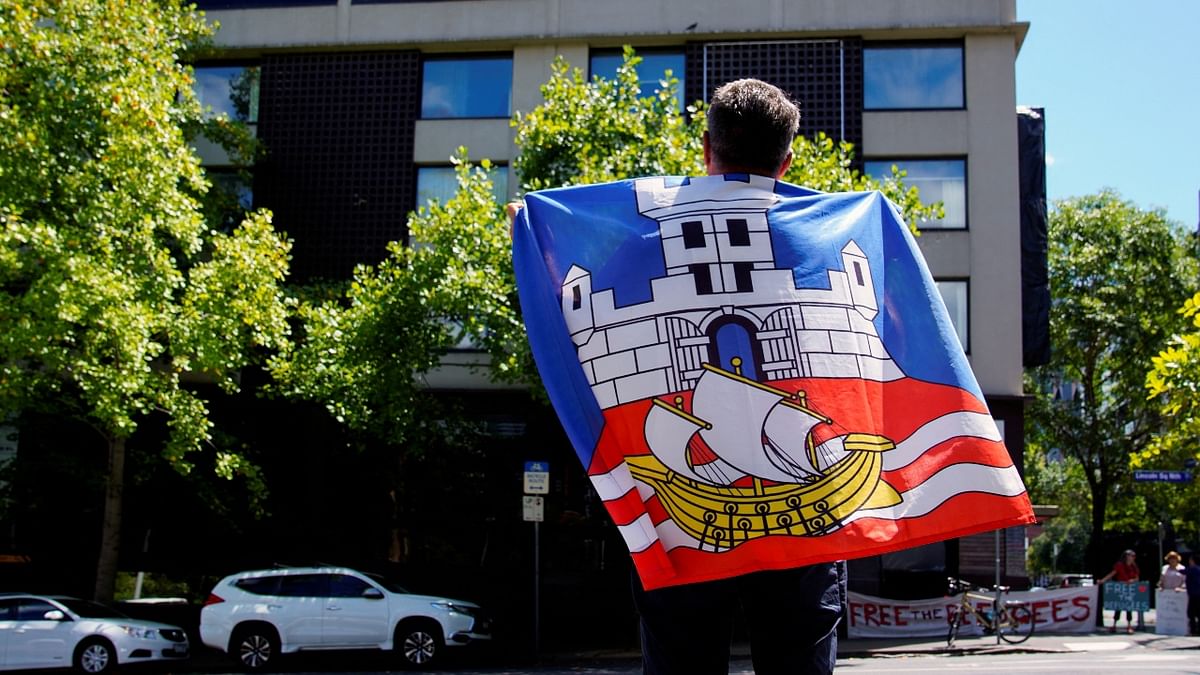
[{"xmin": 506, "ymin": 200, "xmax": 523, "ymax": 236}]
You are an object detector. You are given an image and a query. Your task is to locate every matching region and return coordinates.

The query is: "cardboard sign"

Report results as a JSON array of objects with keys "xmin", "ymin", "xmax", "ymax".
[
  {"xmin": 1155, "ymin": 589, "xmax": 1189, "ymax": 635},
  {"xmin": 1102, "ymin": 581, "xmax": 1150, "ymax": 611}
]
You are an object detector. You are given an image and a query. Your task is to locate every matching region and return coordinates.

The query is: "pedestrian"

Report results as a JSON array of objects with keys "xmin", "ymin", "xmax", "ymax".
[
  {"xmin": 1098, "ymin": 549, "xmax": 1140, "ymax": 633},
  {"xmin": 1184, "ymin": 552, "xmax": 1200, "ymax": 636},
  {"xmin": 1159, "ymin": 550, "xmax": 1186, "ymax": 591},
  {"xmin": 627, "ymin": 79, "xmax": 843, "ymax": 675},
  {"xmin": 507, "ymin": 78, "xmax": 844, "ymax": 675}
]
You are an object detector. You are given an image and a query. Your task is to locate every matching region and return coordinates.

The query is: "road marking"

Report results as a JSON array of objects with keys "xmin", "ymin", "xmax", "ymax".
[{"xmin": 1062, "ymin": 640, "xmax": 1131, "ymax": 651}]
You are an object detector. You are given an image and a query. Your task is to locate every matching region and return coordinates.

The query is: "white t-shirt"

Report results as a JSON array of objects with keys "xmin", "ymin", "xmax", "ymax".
[{"xmin": 1160, "ymin": 563, "xmax": 1186, "ymax": 590}]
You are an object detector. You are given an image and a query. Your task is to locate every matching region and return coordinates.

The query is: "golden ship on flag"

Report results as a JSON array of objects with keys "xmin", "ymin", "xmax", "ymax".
[{"xmin": 631, "ymin": 358, "xmax": 901, "ymax": 551}]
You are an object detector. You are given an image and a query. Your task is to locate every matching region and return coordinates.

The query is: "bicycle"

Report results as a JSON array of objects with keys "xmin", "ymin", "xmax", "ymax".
[{"xmin": 945, "ymin": 578, "xmax": 1035, "ymax": 646}]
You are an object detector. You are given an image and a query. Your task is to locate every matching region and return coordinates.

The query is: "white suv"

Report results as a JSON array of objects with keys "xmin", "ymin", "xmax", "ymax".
[{"xmin": 199, "ymin": 567, "xmax": 490, "ymax": 670}]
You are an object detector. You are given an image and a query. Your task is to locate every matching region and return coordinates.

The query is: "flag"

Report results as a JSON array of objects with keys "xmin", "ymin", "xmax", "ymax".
[{"xmin": 512, "ymin": 174, "xmax": 1035, "ymax": 591}]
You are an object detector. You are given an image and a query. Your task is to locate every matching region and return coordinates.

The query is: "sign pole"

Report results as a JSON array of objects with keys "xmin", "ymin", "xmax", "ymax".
[
  {"xmin": 994, "ymin": 528, "xmax": 1002, "ymax": 645},
  {"xmin": 522, "ymin": 461, "xmax": 549, "ymax": 660},
  {"xmin": 534, "ymin": 519, "xmax": 540, "ymax": 657}
]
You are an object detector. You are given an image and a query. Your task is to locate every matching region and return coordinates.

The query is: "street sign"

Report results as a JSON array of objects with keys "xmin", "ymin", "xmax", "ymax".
[
  {"xmin": 1132, "ymin": 470, "xmax": 1193, "ymax": 483},
  {"xmin": 524, "ymin": 461, "xmax": 550, "ymax": 494},
  {"xmin": 523, "ymin": 495, "xmax": 544, "ymax": 522}
]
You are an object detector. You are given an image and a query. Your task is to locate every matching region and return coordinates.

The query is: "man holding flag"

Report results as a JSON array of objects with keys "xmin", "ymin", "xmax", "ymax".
[{"xmin": 511, "ymin": 78, "xmax": 1034, "ymax": 674}]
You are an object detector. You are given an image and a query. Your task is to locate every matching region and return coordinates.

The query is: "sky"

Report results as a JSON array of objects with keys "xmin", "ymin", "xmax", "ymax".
[{"xmin": 1015, "ymin": 1, "xmax": 1200, "ymax": 228}]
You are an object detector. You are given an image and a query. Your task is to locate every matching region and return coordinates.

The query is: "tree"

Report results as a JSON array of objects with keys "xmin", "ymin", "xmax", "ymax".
[
  {"xmin": 0, "ymin": 0, "xmax": 291, "ymax": 600},
  {"xmin": 268, "ymin": 153, "xmax": 518, "ymax": 449},
  {"xmin": 1026, "ymin": 191, "xmax": 1195, "ymax": 572},
  {"xmin": 1141, "ymin": 289, "xmax": 1200, "ymax": 545}
]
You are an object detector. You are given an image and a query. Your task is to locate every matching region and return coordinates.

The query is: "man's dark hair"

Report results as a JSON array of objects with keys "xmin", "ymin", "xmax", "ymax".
[{"xmin": 707, "ymin": 79, "xmax": 800, "ymax": 176}]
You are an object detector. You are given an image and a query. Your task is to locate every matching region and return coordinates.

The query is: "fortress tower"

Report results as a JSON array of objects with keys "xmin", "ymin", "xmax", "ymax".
[{"xmin": 561, "ymin": 175, "xmax": 901, "ymax": 410}]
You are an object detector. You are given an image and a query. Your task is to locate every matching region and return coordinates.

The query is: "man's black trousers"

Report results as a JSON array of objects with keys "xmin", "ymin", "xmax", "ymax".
[{"xmin": 632, "ymin": 562, "xmax": 844, "ymax": 675}]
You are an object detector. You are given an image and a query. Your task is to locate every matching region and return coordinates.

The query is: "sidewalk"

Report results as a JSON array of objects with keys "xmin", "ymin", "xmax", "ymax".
[
  {"xmin": 552, "ymin": 630, "xmax": 1200, "ymax": 666},
  {"xmin": 836, "ymin": 629, "xmax": 1200, "ymax": 658}
]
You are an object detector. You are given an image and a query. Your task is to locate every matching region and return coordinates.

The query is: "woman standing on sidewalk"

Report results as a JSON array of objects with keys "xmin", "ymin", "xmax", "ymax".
[
  {"xmin": 1098, "ymin": 550, "xmax": 1140, "ymax": 633},
  {"xmin": 1159, "ymin": 551, "xmax": 1186, "ymax": 591}
]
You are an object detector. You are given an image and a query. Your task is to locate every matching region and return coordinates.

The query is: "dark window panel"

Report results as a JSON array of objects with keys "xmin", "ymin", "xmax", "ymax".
[
  {"xmin": 727, "ymin": 218, "xmax": 750, "ymax": 246},
  {"xmin": 254, "ymin": 51, "xmax": 421, "ymax": 279},
  {"xmin": 686, "ymin": 39, "xmax": 864, "ymax": 159},
  {"xmin": 681, "ymin": 220, "xmax": 705, "ymax": 249},
  {"xmin": 690, "ymin": 264, "xmax": 713, "ymax": 295},
  {"xmin": 732, "ymin": 262, "xmax": 754, "ymax": 292}
]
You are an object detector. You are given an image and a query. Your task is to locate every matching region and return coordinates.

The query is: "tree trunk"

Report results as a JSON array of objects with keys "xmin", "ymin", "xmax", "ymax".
[
  {"xmin": 94, "ymin": 435, "xmax": 125, "ymax": 602},
  {"xmin": 1087, "ymin": 480, "xmax": 1108, "ymax": 576}
]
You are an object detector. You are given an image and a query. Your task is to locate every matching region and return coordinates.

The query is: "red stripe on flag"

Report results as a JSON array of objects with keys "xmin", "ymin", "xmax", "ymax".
[
  {"xmin": 603, "ymin": 485, "xmax": 649, "ymax": 527},
  {"xmin": 882, "ymin": 437, "xmax": 1012, "ymax": 492}
]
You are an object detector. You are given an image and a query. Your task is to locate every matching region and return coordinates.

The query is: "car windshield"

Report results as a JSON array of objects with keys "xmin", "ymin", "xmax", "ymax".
[
  {"xmin": 365, "ymin": 573, "xmax": 409, "ymax": 594},
  {"xmin": 55, "ymin": 598, "xmax": 128, "ymax": 619}
]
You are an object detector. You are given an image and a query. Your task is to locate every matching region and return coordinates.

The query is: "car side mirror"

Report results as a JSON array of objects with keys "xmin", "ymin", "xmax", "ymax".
[
  {"xmin": 42, "ymin": 610, "xmax": 66, "ymax": 621},
  {"xmin": 362, "ymin": 588, "xmax": 384, "ymax": 600}
]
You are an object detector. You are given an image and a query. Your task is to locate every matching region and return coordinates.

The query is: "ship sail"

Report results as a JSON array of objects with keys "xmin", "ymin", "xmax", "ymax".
[
  {"xmin": 762, "ymin": 401, "xmax": 827, "ymax": 478},
  {"xmin": 691, "ymin": 365, "xmax": 808, "ymax": 484},
  {"xmin": 811, "ymin": 435, "xmax": 851, "ymax": 472},
  {"xmin": 644, "ymin": 399, "xmax": 746, "ymax": 485}
]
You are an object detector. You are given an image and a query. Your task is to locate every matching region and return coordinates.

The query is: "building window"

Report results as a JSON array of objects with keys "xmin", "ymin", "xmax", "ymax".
[
  {"xmin": 193, "ymin": 65, "xmax": 260, "ymax": 126},
  {"xmin": 204, "ymin": 169, "xmax": 254, "ymax": 231},
  {"xmin": 571, "ymin": 285, "xmax": 582, "ymax": 310},
  {"xmin": 865, "ymin": 158, "xmax": 966, "ymax": 229},
  {"xmin": 690, "ymin": 264, "xmax": 714, "ymax": 295},
  {"xmin": 936, "ymin": 279, "xmax": 968, "ymax": 353},
  {"xmin": 416, "ymin": 165, "xmax": 509, "ymax": 207},
  {"xmin": 420, "ymin": 56, "xmax": 512, "ymax": 119},
  {"xmin": 727, "ymin": 219, "xmax": 750, "ymax": 246},
  {"xmin": 864, "ymin": 43, "xmax": 964, "ymax": 110},
  {"xmin": 681, "ymin": 221, "xmax": 706, "ymax": 249},
  {"xmin": 732, "ymin": 262, "xmax": 754, "ymax": 293},
  {"xmin": 589, "ymin": 49, "xmax": 686, "ymax": 110}
]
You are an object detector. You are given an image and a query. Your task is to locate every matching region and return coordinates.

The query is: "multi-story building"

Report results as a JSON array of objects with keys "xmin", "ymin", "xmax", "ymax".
[{"xmin": 193, "ymin": 0, "xmax": 1045, "ymax": 640}]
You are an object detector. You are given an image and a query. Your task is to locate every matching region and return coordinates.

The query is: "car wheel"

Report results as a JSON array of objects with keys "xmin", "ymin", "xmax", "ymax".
[
  {"xmin": 74, "ymin": 637, "xmax": 116, "ymax": 674},
  {"xmin": 396, "ymin": 620, "xmax": 443, "ymax": 669},
  {"xmin": 232, "ymin": 624, "xmax": 280, "ymax": 671}
]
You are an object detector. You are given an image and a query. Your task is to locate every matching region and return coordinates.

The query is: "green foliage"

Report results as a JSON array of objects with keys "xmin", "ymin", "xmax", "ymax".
[
  {"xmin": 513, "ymin": 48, "xmax": 705, "ymax": 190},
  {"xmin": 1026, "ymin": 191, "xmax": 1196, "ymax": 567},
  {"xmin": 0, "ymin": 1, "xmax": 289, "ymax": 491},
  {"xmin": 268, "ymin": 152, "xmax": 518, "ymax": 448},
  {"xmin": 1144, "ymin": 290, "xmax": 1200, "ymax": 466},
  {"xmin": 1024, "ymin": 453, "xmax": 1091, "ymax": 575},
  {"xmin": 1140, "ymin": 289, "xmax": 1200, "ymax": 545}
]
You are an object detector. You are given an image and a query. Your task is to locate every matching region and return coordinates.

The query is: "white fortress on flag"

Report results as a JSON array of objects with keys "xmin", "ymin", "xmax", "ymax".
[{"xmin": 560, "ymin": 175, "xmax": 902, "ymax": 410}]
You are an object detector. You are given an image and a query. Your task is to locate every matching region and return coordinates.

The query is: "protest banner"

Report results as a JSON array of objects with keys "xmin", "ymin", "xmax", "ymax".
[{"xmin": 847, "ymin": 586, "xmax": 1099, "ymax": 638}]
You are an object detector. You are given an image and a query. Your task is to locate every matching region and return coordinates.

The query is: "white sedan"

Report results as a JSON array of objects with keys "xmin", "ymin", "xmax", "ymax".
[{"xmin": 0, "ymin": 593, "xmax": 189, "ymax": 673}]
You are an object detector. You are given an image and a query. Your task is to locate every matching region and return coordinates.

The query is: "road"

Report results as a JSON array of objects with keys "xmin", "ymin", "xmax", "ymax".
[{"xmin": 180, "ymin": 649, "xmax": 1200, "ymax": 675}]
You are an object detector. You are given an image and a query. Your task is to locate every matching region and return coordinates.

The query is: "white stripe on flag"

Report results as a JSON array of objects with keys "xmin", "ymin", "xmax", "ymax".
[
  {"xmin": 590, "ymin": 463, "xmax": 638, "ymax": 500},
  {"xmin": 884, "ymin": 411, "xmax": 1003, "ymax": 471},
  {"xmin": 847, "ymin": 463, "xmax": 1025, "ymax": 523},
  {"xmin": 617, "ymin": 513, "xmax": 660, "ymax": 553}
]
